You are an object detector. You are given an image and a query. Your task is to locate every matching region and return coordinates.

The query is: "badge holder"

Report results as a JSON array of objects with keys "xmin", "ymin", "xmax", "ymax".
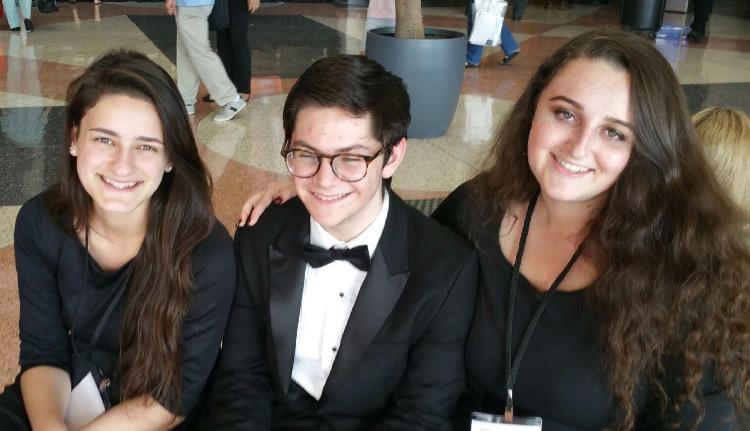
[
  {"xmin": 471, "ymin": 195, "xmax": 580, "ymax": 431},
  {"xmin": 470, "ymin": 412, "xmax": 542, "ymax": 430}
]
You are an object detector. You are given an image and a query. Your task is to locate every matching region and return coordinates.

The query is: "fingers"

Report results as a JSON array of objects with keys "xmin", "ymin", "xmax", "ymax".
[
  {"xmin": 247, "ymin": 183, "xmax": 296, "ymax": 225},
  {"xmin": 248, "ymin": 0, "xmax": 260, "ymax": 13},
  {"xmin": 247, "ymin": 197, "xmax": 277, "ymax": 227},
  {"xmin": 238, "ymin": 195, "xmax": 259, "ymax": 227},
  {"xmin": 164, "ymin": 0, "xmax": 175, "ymax": 15},
  {"xmin": 238, "ymin": 190, "xmax": 276, "ymax": 227},
  {"xmin": 238, "ymin": 180, "xmax": 296, "ymax": 227}
]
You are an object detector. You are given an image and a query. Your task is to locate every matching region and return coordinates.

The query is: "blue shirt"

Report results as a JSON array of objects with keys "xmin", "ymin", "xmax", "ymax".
[{"xmin": 176, "ymin": 0, "xmax": 213, "ymax": 8}]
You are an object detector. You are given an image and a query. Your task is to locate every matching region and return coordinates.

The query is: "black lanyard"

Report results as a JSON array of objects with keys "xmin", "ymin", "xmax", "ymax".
[
  {"xmin": 70, "ymin": 226, "xmax": 131, "ymax": 356},
  {"xmin": 504, "ymin": 195, "xmax": 584, "ymax": 421}
]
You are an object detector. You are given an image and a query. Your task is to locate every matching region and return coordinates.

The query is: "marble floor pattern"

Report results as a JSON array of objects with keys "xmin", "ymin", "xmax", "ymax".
[{"xmin": 0, "ymin": 0, "xmax": 749, "ymax": 387}]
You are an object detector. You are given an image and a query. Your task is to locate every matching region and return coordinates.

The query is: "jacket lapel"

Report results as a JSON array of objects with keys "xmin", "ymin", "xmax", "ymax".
[
  {"xmin": 268, "ymin": 202, "xmax": 310, "ymax": 395},
  {"xmin": 323, "ymin": 193, "xmax": 412, "ymax": 395}
]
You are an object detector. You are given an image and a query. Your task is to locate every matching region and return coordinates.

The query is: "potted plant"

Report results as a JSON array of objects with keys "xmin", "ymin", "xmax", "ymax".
[{"xmin": 366, "ymin": 0, "xmax": 466, "ymax": 139}]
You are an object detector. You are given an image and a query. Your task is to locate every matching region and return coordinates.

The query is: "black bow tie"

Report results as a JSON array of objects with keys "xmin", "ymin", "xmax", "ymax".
[{"xmin": 302, "ymin": 244, "xmax": 371, "ymax": 271}]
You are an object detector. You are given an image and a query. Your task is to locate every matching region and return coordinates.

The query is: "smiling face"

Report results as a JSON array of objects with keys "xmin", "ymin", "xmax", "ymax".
[
  {"xmin": 527, "ymin": 57, "xmax": 635, "ymax": 209},
  {"xmin": 70, "ymin": 93, "xmax": 170, "ymax": 222},
  {"xmin": 290, "ymin": 105, "xmax": 405, "ymax": 241}
]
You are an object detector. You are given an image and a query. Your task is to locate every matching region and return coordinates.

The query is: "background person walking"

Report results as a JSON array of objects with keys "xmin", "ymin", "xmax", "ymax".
[
  {"xmin": 2, "ymin": 0, "xmax": 33, "ymax": 32},
  {"xmin": 165, "ymin": 0, "xmax": 247, "ymax": 122}
]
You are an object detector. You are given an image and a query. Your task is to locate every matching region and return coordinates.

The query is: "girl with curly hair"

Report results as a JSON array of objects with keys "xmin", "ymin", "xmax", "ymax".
[{"xmin": 434, "ymin": 29, "xmax": 750, "ymax": 430}]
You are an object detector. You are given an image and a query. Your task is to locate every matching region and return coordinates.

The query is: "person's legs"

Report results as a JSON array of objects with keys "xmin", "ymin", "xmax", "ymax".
[
  {"xmin": 227, "ymin": 0, "xmax": 251, "ymax": 95},
  {"xmin": 216, "ymin": 28, "xmax": 233, "ymax": 85},
  {"xmin": 3, "ymin": 0, "xmax": 21, "ymax": 29},
  {"xmin": 690, "ymin": 0, "xmax": 715, "ymax": 35},
  {"xmin": 175, "ymin": 5, "xmax": 238, "ymax": 106},
  {"xmin": 175, "ymin": 8, "xmax": 202, "ymax": 106},
  {"xmin": 466, "ymin": 43, "xmax": 485, "ymax": 66},
  {"xmin": 500, "ymin": 25, "xmax": 519, "ymax": 57},
  {"xmin": 465, "ymin": 1, "xmax": 485, "ymax": 66},
  {"xmin": 512, "ymin": 0, "xmax": 527, "ymax": 20},
  {"xmin": 19, "ymin": 0, "xmax": 32, "ymax": 24}
]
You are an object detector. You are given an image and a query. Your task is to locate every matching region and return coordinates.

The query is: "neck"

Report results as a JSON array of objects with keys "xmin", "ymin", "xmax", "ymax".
[
  {"xmin": 88, "ymin": 208, "xmax": 148, "ymax": 244},
  {"xmin": 533, "ymin": 194, "xmax": 605, "ymax": 240}
]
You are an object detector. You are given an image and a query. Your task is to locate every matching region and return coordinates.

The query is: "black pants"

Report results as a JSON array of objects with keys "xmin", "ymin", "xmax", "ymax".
[
  {"xmin": 0, "ymin": 379, "xmax": 31, "ymax": 431},
  {"xmin": 216, "ymin": 0, "xmax": 251, "ymax": 94},
  {"xmin": 691, "ymin": 0, "xmax": 715, "ymax": 33},
  {"xmin": 512, "ymin": 0, "xmax": 527, "ymax": 19}
]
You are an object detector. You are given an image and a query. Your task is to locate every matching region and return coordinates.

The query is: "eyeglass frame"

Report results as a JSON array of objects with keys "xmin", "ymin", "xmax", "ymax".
[{"xmin": 280, "ymin": 146, "xmax": 385, "ymax": 182}]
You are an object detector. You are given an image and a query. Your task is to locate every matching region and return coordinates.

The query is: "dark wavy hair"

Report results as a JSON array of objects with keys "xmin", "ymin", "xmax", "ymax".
[
  {"xmin": 282, "ymin": 54, "xmax": 410, "ymax": 164},
  {"xmin": 472, "ymin": 29, "xmax": 750, "ymax": 429},
  {"xmin": 48, "ymin": 50, "xmax": 214, "ymax": 414}
]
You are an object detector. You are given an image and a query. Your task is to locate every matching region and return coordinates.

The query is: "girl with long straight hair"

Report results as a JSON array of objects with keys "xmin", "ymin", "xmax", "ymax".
[{"xmin": 0, "ymin": 50, "xmax": 235, "ymax": 430}]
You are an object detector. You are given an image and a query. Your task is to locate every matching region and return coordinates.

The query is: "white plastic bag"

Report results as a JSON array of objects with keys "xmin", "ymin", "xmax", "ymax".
[{"xmin": 469, "ymin": 0, "xmax": 509, "ymax": 47}]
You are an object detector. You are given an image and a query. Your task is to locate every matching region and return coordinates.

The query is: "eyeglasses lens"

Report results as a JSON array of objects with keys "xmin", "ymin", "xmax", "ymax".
[{"xmin": 285, "ymin": 150, "xmax": 367, "ymax": 182}]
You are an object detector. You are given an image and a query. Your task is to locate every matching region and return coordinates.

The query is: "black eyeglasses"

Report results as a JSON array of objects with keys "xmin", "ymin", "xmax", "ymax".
[{"xmin": 281, "ymin": 147, "xmax": 384, "ymax": 182}]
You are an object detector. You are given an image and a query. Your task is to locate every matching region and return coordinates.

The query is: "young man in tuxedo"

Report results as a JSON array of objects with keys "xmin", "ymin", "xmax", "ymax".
[{"xmin": 201, "ymin": 55, "xmax": 478, "ymax": 430}]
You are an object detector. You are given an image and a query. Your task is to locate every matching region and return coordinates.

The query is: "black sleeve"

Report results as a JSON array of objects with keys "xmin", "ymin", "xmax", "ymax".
[
  {"xmin": 195, "ymin": 228, "xmax": 273, "ymax": 430},
  {"xmin": 670, "ymin": 365, "xmax": 735, "ymax": 431},
  {"xmin": 431, "ymin": 182, "xmax": 473, "ymax": 241},
  {"xmin": 175, "ymin": 223, "xmax": 237, "ymax": 416},
  {"xmin": 15, "ymin": 197, "xmax": 71, "ymax": 373},
  {"xmin": 638, "ymin": 364, "xmax": 736, "ymax": 430},
  {"xmin": 370, "ymin": 249, "xmax": 479, "ymax": 431}
]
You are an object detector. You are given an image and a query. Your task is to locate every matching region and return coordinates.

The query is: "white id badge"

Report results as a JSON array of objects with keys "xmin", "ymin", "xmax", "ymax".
[
  {"xmin": 64, "ymin": 371, "xmax": 106, "ymax": 430},
  {"xmin": 470, "ymin": 412, "xmax": 542, "ymax": 431}
]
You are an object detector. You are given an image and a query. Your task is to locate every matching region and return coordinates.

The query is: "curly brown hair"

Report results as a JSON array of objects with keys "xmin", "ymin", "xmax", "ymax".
[{"xmin": 472, "ymin": 29, "xmax": 750, "ymax": 429}]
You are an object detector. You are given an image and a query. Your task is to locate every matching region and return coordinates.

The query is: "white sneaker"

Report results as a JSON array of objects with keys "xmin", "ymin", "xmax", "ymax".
[
  {"xmin": 185, "ymin": 104, "xmax": 195, "ymax": 115},
  {"xmin": 213, "ymin": 96, "xmax": 247, "ymax": 122}
]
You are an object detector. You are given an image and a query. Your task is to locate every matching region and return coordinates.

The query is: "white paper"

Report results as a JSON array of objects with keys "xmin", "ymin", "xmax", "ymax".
[
  {"xmin": 471, "ymin": 419, "xmax": 542, "ymax": 431},
  {"xmin": 65, "ymin": 372, "xmax": 106, "ymax": 430},
  {"xmin": 475, "ymin": 0, "xmax": 508, "ymax": 15},
  {"xmin": 469, "ymin": 11, "xmax": 504, "ymax": 47}
]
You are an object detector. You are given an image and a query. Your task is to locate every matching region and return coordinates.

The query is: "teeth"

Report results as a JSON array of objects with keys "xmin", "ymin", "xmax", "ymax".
[
  {"xmin": 313, "ymin": 192, "xmax": 348, "ymax": 201},
  {"xmin": 555, "ymin": 155, "xmax": 591, "ymax": 174},
  {"xmin": 101, "ymin": 176, "xmax": 138, "ymax": 190}
]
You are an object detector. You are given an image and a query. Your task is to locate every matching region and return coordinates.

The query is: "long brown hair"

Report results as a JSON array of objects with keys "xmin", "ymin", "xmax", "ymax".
[
  {"xmin": 472, "ymin": 30, "xmax": 750, "ymax": 429},
  {"xmin": 50, "ymin": 50, "xmax": 214, "ymax": 413}
]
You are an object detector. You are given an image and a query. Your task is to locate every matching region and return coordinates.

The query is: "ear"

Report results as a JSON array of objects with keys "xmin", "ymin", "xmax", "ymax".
[
  {"xmin": 69, "ymin": 126, "xmax": 79, "ymax": 157},
  {"xmin": 381, "ymin": 138, "xmax": 407, "ymax": 180}
]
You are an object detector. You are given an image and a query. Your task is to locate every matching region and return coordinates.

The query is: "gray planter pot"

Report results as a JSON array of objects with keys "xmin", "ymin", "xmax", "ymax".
[{"xmin": 366, "ymin": 27, "xmax": 466, "ymax": 139}]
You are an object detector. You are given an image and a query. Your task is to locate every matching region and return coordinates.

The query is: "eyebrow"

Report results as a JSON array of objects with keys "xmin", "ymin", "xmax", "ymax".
[
  {"xmin": 291, "ymin": 141, "xmax": 372, "ymax": 153},
  {"xmin": 89, "ymin": 127, "xmax": 164, "ymax": 145},
  {"xmin": 549, "ymin": 95, "xmax": 582, "ymax": 109},
  {"xmin": 548, "ymin": 96, "xmax": 635, "ymax": 131}
]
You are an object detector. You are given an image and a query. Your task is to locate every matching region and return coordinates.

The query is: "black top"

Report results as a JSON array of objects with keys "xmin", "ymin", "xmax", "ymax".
[
  {"xmin": 14, "ymin": 192, "xmax": 236, "ymax": 416},
  {"xmin": 432, "ymin": 182, "xmax": 735, "ymax": 431}
]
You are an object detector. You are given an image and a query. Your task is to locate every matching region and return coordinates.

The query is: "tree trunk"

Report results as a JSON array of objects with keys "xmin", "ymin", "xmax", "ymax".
[{"xmin": 395, "ymin": 0, "xmax": 425, "ymax": 39}]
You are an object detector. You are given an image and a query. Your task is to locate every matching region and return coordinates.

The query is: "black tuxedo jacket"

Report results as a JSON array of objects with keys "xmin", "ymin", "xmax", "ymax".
[{"xmin": 202, "ymin": 193, "xmax": 478, "ymax": 430}]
